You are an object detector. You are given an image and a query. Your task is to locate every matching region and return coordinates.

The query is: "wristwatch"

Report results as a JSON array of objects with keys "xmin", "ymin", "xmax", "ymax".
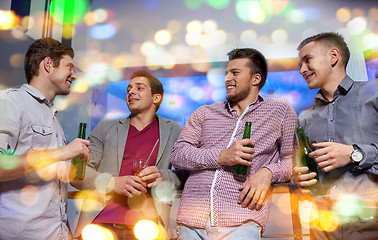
[{"xmin": 350, "ymin": 145, "xmax": 363, "ymax": 164}]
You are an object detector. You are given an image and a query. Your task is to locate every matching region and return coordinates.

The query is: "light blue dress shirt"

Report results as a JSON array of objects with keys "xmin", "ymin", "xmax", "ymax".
[{"xmin": 0, "ymin": 84, "xmax": 69, "ymax": 240}]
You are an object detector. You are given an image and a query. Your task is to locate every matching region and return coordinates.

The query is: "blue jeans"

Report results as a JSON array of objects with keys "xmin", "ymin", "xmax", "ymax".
[{"xmin": 177, "ymin": 218, "xmax": 261, "ymax": 240}]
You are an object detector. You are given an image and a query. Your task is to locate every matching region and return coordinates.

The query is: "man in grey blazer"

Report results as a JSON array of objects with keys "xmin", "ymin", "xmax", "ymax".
[{"xmin": 71, "ymin": 71, "xmax": 186, "ymax": 240}]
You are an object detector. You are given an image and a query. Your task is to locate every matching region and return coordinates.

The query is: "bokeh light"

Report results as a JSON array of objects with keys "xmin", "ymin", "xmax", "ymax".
[
  {"xmin": 203, "ymin": 19, "xmax": 217, "ymax": 34},
  {"xmin": 271, "ymin": 29, "xmax": 288, "ymax": 44},
  {"xmin": 240, "ymin": 29, "xmax": 257, "ymax": 45},
  {"xmin": 93, "ymin": 8, "xmax": 108, "ymax": 23},
  {"xmin": 207, "ymin": 0, "xmax": 231, "ymax": 10},
  {"xmin": 50, "ymin": 0, "xmax": 90, "ymax": 25},
  {"xmin": 95, "ymin": 172, "xmax": 114, "ymax": 193},
  {"xmin": 347, "ymin": 17, "xmax": 367, "ymax": 35},
  {"xmin": 9, "ymin": 53, "xmax": 23, "ymax": 68},
  {"xmin": 316, "ymin": 210, "xmax": 339, "ymax": 232},
  {"xmin": 185, "ymin": 31, "xmax": 201, "ymax": 46},
  {"xmin": 0, "ymin": 10, "xmax": 19, "ymax": 30},
  {"xmin": 0, "ymin": 154, "xmax": 19, "ymax": 170},
  {"xmin": 287, "ymin": 9, "xmax": 305, "ymax": 24},
  {"xmin": 90, "ymin": 23, "xmax": 117, "ymax": 40},
  {"xmin": 186, "ymin": 20, "xmax": 202, "ymax": 33},
  {"xmin": 82, "ymin": 224, "xmax": 115, "ymax": 240},
  {"xmin": 336, "ymin": 8, "xmax": 351, "ymax": 23},
  {"xmin": 235, "ymin": 0, "xmax": 261, "ymax": 22},
  {"xmin": 134, "ymin": 220, "xmax": 161, "ymax": 240},
  {"xmin": 154, "ymin": 29, "xmax": 172, "ymax": 45},
  {"xmin": 74, "ymin": 190, "xmax": 104, "ymax": 212},
  {"xmin": 363, "ymin": 33, "xmax": 378, "ymax": 50},
  {"xmin": 20, "ymin": 185, "xmax": 39, "ymax": 206},
  {"xmin": 151, "ymin": 181, "xmax": 175, "ymax": 203},
  {"xmin": 261, "ymin": 0, "xmax": 290, "ymax": 15},
  {"xmin": 62, "ymin": 25, "xmax": 75, "ymax": 39},
  {"xmin": 167, "ymin": 20, "xmax": 181, "ymax": 33}
]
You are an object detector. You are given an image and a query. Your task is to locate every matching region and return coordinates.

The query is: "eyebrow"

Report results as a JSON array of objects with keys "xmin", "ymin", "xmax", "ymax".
[
  {"xmin": 127, "ymin": 82, "xmax": 147, "ymax": 89},
  {"xmin": 225, "ymin": 67, "xmax": 240, "ymax": 74}
]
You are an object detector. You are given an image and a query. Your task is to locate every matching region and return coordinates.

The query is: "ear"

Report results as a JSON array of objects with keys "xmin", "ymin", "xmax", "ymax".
[
  {"xmin": 252, "ymin": 73, "xmax": 262, "ymax": 87},
  {"xmin": 329, "ymin": 48, "xmax": 340, "ymax": 67},
  {"xmin": 43, "ymin": 57, "xmax": 53, "ymax": 73},
  {"xmin": 153, "ymin": 93, "xmax": 162, "ymax": 105}
]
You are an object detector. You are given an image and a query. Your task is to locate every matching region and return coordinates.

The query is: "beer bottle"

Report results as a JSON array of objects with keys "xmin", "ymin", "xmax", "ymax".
[
  {"xmin": 297, "ymin": 127, "xmax": 320, "ymax": 189},
  {"xmin": 71, "ymin": 122, "xmax": 87, "ymax": 180},
  {"xmin": 234, "ymin": 122, "xmax": 252, "ymax": 176}
]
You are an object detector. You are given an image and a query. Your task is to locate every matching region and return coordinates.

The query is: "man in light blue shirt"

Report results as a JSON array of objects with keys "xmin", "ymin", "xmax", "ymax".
[{"xmin": 0, "ymin": 38, "xmax": 91, "ymax": 240}]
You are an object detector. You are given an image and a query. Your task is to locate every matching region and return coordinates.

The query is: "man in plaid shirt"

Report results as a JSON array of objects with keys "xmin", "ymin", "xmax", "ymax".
[{"xmin": 170, "ymin": 48, "xmax": 297, "ymax": 239}]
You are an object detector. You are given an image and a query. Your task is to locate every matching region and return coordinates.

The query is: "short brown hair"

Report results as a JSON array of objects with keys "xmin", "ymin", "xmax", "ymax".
[
  {"xmin": 24, "ymin": 37, "xmax": 74, "ymax": 83},
  {"xmin": 227, "ymin": 48, "xmax": 268, "ymax": 90},
  {"xmin": 130, "ymin": 71, "xmax": 164, "ymax": 111},
  {"xmin": 297, "ymin": 32, "xmax": 350, "ymax": 70}
]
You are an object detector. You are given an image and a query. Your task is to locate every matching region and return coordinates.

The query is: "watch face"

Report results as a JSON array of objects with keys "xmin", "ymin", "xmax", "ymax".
[{"xmin": 351, "ymin": 150, "xmax": 363, "ymax": 162}]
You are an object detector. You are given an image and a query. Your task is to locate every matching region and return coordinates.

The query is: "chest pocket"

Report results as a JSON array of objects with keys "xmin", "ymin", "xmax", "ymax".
[{"xmin": 31, "ymin": 124, "xmax": 52, "ymax": 149}]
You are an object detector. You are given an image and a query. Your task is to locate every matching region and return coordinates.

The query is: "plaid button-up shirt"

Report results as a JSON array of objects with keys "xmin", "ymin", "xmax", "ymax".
[{"xmin": 171, "ymin": 95, "xmax": 297, "ymax": 232}]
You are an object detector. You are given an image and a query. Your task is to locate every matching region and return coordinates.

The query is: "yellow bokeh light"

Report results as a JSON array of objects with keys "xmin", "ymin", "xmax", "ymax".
[
  {"xmin": 317, "ymin": 210, "xmax": 339, "ymax": 232},
  {"xmin": 271, "ymin": 29, "xmax": 288, "ymax": 44},
  {"xmin": 62, "ymin": 25, "xmax": 75, "ymax": 39},
  {"xmin": 0, "ymin": 10, "xmax": 19, "ymax": 30},
  {"xmin": 249, "ymin": 8, "xmax": 266, "ymax": 24},
  {"xmin": 84, "ymin": 12, "xmax": 96, "ymax": 26},
  {"xmin": 240, "ymin": 29, "xmax": 257, "ymax": 44},
  {"xmin": 20, "ymin": 185, "xmax": 39, "ymax": 206},
  {"xmin": 186, "ymin": 20, "xmax": 202, "ymax": 33},
  {"xmin": 9, "ymin": 53, "xmax": 23, "ymax": 68},
  {"xmin": 336, "ymin": 8, "xmax": 351, "ymax": 23},
  {"xmin": 74, "ymin": 190, "xmax": 104, "ymax": 212},
  {"xmin": 203, "ymin": 19, "xmax": 217, "ymax": 34},
  {"xmin": 82, "ymin": 224, "xmax": 115, "ymax": 240},
  {"xmin": 134, "ymin": 220, "xmax": 160, "ymax": 240},
  {"xmin": 71, "ymin": 77, "xmax": 89, "ymax": 93},
  {"xmin": 154, "ymin": 29, "xmax": 172, "ymax": 45}
]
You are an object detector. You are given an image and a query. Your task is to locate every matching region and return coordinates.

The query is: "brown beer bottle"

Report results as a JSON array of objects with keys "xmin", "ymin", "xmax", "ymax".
[
  {"xmin": 297, "ymin": 127, "xmax": 320, "ymax": 190},
  {"xmin": 234, "ymin": 122, "xmax": 252, "ymax": 176},
  {"xmin": 71, "ymin": 122, "xmax": 86, "ymax": 180}
]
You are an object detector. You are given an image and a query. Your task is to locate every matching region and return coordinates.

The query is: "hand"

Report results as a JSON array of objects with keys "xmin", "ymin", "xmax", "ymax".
[
  {"xmin": 309, "ymin": 142, "xmax": 353, "ymax": 172},
  {"xmin": 138, "ymin": 166, "xmax": 163, "ymax": 188},
  {"xmin": 111, "ymin": 175, "xmax": 147, "ymax": 198},
  {"xmin": 218, "ymin": 139, "xmax": 254, "ymax": 166},
  {"xmin": 293, "ymin": 166, "xmax": 318, "ymax": 195},
  {"xmin": 64, "ymin": 138, "xmax": 91, "ymax": 164},
  {"xmin": 238, "ymin": 167, "xmax": 272, "ymax": 210}
]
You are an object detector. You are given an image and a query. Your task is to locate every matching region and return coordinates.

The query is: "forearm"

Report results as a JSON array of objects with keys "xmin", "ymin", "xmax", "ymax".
[
  {"xmin": 170, "ymin": 144, "xmax": 221, "ymax": 171},
  {"xmin": 0, "ymin": 147, "xmax": 69, "ymax": 182}
]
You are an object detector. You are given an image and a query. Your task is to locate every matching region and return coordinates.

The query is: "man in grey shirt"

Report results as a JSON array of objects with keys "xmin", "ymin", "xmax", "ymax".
[
  {"xmin": 293, "ymin": 32, "xmax": 377, "ymax": 239},
  {"xmin": 0, "ymin": 38, "xmax": 91, "ymax": 239}
]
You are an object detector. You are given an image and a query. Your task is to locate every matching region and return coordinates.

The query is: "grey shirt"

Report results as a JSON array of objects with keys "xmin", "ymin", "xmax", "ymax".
[
  {"xmin": 299, "ymin": 76, "xmax": 378, "ymax": 200},
  {"xmin": 0, "ymin": 84, "xmax": 69, "ymax": 240}
]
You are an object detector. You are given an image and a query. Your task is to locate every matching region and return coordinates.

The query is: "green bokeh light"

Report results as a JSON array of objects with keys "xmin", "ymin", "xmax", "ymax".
[
  {"xmin": 0, "ymin": 154, "xmax": 19, "ymax": 170},
  {"xmin": 235, "ymin": 0, "xmax": 261, "ymax": 23},
  {"xmin": 207, "ymin": 0, "xmax": 231, "ymax": 9},
  {"xmin": 50, "ymin": 0, "xmax": 90, "ymax": 25},
  {"xmin": 184, "ymin": 0, "xmax": 203, "ymax": 10}
]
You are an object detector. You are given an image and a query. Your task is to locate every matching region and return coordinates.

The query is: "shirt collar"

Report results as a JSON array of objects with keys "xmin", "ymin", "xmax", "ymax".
[
  {"xmin": 225, "ymin": 94, "xmax": 264, "ymax": 112},
  {"xmin": 315, "ymin": 75, "xmax": 353, "ymax": 103},
  {"xmin": 21, "ymin": 84, "xmax": 52, "ymax": 107}
]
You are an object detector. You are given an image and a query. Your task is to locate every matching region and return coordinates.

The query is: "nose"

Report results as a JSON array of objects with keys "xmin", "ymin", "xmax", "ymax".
[
  {"xmin": 299, "ymin": 64, "xmax": 307, "ymax": 76},
  {"xmin": 224, "ymin": 72, "xmax": 231, "ymax": 82},
  {"xmin": 71, "ymin": 71, "xmax": 77, "ymax": 80}
]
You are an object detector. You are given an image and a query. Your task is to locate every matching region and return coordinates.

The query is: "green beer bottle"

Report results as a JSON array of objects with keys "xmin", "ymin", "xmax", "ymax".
[
  {"xmin": 297, "ymin": 127, "xmax": 320, "ymax": 189},
  {"xmin": 71, "ymin": 122, "xmax": 86, "ymax": 180},
  {"xmin": 234, "ymin": 122, "xmax": 252, "ymax": 176}
]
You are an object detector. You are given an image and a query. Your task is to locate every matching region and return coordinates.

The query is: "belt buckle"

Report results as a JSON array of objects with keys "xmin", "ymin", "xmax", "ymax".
[{"xmin": 112, "ymin": 223, "xmax": 128, "ymax": 229}]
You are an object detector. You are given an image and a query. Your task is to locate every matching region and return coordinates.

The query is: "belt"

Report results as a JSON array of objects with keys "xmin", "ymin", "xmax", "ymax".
[{"xmin": 101, "ymin": 223, "xmax": 131, "ymax": 229}]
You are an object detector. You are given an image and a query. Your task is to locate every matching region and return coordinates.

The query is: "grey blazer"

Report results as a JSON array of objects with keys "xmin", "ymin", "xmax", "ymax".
[{"xmin": 71, "ymin": 114, "xmax": 185, "ymax": 238}]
